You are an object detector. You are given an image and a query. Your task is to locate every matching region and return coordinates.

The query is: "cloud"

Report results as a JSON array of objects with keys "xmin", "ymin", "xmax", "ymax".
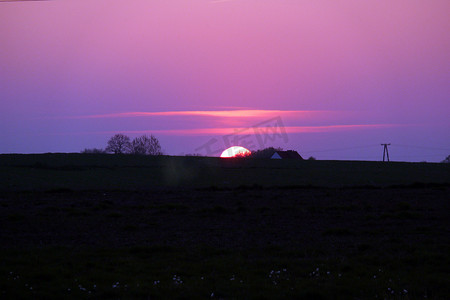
[
  {"xmin": 67, "ymin": 109, "xmax": 336, "ymax": 119},
  {"xmin": 60, "ymin": 109, "xmax": 405, "ymax": 137},
  {"xmin": 63, "ymin": 109, "xmax": 346, "ymax": 125},
  {"xmin": 75, "ymin": 124, "xmax": 402, "ymax": 137},
  {"xmin": 166, "ymin": 124, "xmax": 401, "ymax": 135}
]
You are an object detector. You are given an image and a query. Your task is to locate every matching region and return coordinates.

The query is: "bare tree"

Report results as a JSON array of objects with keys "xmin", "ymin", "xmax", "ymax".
[
  {"xmin": 105, "ymin": 134, "xmax": 131, "ymax": 154},
  {"xmin": 130, "ymin": 135, "xmax": 162, "ymax": 155},
  {"xmin": 130, "ymin": 137, "xmax": 146, "ymax": 155},
  {"xmin": 147, "ymin": 135, "xmax": 163, "ymax": 155}
]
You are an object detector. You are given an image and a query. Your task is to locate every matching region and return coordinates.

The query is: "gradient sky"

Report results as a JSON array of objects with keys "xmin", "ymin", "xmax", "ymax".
[{"xmin": 1, "ymin": 0, "xmax": 449, "ymax": 161}]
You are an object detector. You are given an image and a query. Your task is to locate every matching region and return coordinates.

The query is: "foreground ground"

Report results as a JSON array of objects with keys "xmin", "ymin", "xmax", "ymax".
[{"xmin": 1, "ymin": 185, "xmax": 449, "ymax": 299}]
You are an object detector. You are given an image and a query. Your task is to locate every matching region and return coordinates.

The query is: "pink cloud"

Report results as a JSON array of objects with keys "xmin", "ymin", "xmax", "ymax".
[
  {"xmin": 81, "ymin": 124, "xmax": 403, "ymax": 136},
  {"xmin": 68, "ymin": 110, "xmax": 331, "ymax": 119}
]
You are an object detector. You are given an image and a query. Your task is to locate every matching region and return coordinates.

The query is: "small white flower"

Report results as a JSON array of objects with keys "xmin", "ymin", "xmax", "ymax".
[
  {"xmin": 211, "ymin": 292, "xmax": 214, "ymax": 297},
  {"xmin": 403, "ymin": 289, "xmax": 408, "ymax": 294}
]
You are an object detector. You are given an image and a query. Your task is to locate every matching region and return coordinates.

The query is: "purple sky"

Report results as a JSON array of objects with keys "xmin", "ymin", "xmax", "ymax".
[{"xmin": 1, "ymin": 0, "xmax": 449, "ymax": 161}]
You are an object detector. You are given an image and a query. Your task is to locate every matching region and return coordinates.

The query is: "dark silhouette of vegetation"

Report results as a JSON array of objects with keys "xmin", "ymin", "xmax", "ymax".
[
  {"xmin": 106, "ymin": 134, "xmax": 131, "ymax": 154},
  {"xmin": 308, "ymin": 156, "xmax": 316, "ymax": 160},
  {"xmin": 249, "ymin": 147, "xmax": 282, "ymax": 158},
  {"xmin": 105, "ymin": 134, "xmax": 162, "ymax": 155},
  {"xmin": 80, "ymin": 148, "xmax": 106, "ymax": 154},
  {"xmin": 129, "ymin": 135, "xmax": 162, "ymax": 155},
  {"xmin": 185, "ymin": 153, "xmax": 203, "ymax": 157},
  {"xmin": 442, "ymin": 155, "xmax": 450, "ymax": 163}
]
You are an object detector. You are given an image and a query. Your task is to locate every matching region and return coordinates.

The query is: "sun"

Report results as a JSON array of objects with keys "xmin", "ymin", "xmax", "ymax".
[{"xmin": 220, "ymin": 146, "xmax": 251, "ymax": 158}]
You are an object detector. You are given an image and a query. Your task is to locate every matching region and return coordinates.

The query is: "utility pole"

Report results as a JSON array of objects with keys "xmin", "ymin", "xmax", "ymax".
[{"xmin": 381, "ymin": 143, "xmax": 391, "ymax": 162}]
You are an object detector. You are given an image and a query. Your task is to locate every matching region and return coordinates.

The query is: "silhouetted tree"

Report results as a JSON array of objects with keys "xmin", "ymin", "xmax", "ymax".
[
  {"xmin": 308, "ymin": 156, "xmax": 316, "ymax": 160},
  {"xmin": 249, "ymin": 147, "xmax": 283, "ymax": 158},
  {"xmin": 130, "ymin": 135, "xmax": 162, "ymax": 155},
  {"xmin": 442, "ymin": 155, "xmax": 450, "ymax": 163},
  {"xmin": 81, "ymin": 148, "xmax": 106, "ymax": 154},
  {"xmin": 106, "ymin": 134, "xmax": 131, "ymax": 154}
]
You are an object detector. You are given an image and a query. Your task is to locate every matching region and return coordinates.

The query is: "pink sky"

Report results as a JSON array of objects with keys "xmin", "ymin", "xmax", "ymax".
[{"xmin": 1, "ymin": 0, "xmax": 449, "ymax": 161}]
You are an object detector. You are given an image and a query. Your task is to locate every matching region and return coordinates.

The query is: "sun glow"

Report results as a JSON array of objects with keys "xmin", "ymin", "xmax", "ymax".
[{"xmin": 220, "ymin": 146, "xmax": 251, "ymax": 158}]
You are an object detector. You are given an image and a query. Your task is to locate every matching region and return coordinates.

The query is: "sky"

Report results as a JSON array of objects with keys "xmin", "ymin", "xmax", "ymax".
[{"xmin": 1, "ymin": 0, "xmax": 449, "ymax": 161}]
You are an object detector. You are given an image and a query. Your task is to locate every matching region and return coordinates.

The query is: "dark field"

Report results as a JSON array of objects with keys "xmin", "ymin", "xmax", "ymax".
[{"xmin": 0, "ymin": 154, "xmax": 449, "ymax": 299}]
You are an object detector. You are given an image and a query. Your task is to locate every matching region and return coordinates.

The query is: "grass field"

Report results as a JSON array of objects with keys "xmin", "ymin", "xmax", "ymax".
[
  {"xmin": 0, "ymin": 154, "xmax": 449, "ymax": 299},
  {"xmin": 1, "ymin": 154, "xmax": 449, "ymax": 191}
]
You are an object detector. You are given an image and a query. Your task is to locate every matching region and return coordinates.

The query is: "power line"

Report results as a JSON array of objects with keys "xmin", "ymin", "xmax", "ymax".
[
  {"xmin": 390, "ymin": 144, "xmax": 450, "ymax": 151},
  {"xmin": 303, "ymin": 144, "xmax": 449, "ymax": 155},
  {"xmin": 302, "ymin": 145, "xmax": 379, "ymax": 154}
]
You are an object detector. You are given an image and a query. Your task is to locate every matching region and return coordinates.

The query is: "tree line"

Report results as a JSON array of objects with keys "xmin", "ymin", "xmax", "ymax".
[
  {"xmin": 81, "ymin": 134, "xmax": 162, "ymax": 155},
  {"xmin": 82, "ymin": 139, "xmax": 450, "ymax": 162}
]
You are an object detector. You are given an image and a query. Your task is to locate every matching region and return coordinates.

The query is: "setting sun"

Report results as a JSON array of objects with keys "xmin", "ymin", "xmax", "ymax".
[{"xmin": 220, "ymin": 146, "xmax": 251, "ymax": 158}]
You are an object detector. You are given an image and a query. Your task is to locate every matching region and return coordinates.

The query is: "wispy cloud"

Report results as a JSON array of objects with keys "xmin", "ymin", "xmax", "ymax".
[
  {"xmin": 67, "ymin": 110, "xmax": 334, "ymax": 119},
  {"xmin": 72, "ymin": 124, "xmax": 401, "ymax": 137},
  {"xmin": 58, "ymin": 109, "xmax": 406, "ymax": 140},
  {"xmin": 156, "ymin": 124, "xmax": 401, "ymax": 135}
]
